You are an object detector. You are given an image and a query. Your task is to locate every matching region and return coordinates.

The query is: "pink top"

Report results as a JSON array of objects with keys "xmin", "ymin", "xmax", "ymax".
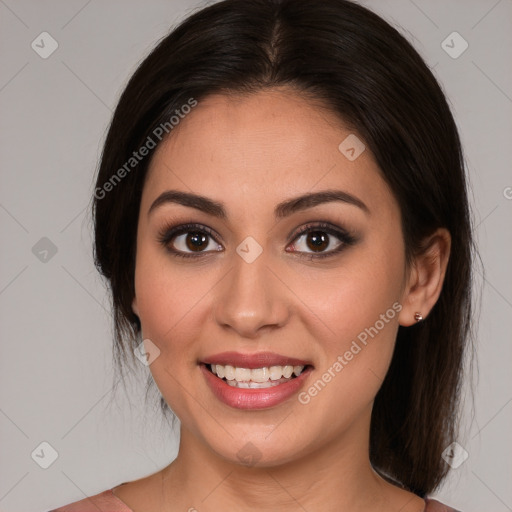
[{"xmin": 48, "ymin": 488, "xmax": 461, "ymax": 511}]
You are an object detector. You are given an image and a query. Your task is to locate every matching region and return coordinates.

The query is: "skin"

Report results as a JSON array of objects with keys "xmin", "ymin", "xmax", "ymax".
[{"xmin": 112, "ymin": 87, "xmax": 451, "ymax": 512}]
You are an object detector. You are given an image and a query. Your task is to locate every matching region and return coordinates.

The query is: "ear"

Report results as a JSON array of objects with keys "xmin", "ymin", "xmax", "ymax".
[
  {"xmin": 132, "ymin": 296, "xmax": 140, "ymax": 317},
  {"xmin": 398, "ymin": 228, "xmax": 451, "ymax": 327}
]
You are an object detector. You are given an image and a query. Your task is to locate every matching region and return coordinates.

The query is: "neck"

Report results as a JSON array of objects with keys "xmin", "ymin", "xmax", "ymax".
[{"xmin": 160, "ymin": 409, "xmax": 398, "ymax": 512}]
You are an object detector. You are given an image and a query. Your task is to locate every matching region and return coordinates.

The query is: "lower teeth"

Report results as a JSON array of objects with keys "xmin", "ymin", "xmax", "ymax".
[{"xmin": 224, "ymin": 376, "xmax": 294, "ymax": 389}]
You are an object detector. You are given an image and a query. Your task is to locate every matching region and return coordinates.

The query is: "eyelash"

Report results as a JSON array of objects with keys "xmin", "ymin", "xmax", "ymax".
[{"xmin": 156, "ymin": 221, "xmax": 357, "ymax": 261}]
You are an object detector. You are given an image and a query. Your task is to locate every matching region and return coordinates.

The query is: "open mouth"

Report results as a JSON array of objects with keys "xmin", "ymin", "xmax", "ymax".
[{"xmin": 204, "ymin": 363, "xmax": 313, "ymax": 389}]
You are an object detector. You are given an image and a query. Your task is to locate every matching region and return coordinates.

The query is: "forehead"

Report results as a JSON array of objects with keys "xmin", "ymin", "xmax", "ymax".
[{"xmin": 142, "ymin": 88, "xmax": 396, "ymax": 218}]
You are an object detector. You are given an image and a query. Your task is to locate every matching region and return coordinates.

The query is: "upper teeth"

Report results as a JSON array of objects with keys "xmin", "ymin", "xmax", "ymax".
[{"xmin": 210, "ymin": 364, "xmax": 305, "ymax": 382}]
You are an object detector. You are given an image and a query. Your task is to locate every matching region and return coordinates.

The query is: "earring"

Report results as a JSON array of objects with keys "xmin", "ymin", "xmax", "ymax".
[{"xmin": 414, "ymin": 312, "xmax": 423, "ymax": 322}]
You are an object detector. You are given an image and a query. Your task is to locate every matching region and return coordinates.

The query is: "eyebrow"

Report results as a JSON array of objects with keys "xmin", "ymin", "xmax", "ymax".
[{"xmin": 148, "ymin": 189, "xmax": 370, "ymax": 219}]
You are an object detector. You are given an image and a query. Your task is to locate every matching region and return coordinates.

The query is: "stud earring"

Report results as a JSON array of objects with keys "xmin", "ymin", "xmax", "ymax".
[{"xmin": 414, "ymin": 312, "xmax": 423, "ymax": 322}]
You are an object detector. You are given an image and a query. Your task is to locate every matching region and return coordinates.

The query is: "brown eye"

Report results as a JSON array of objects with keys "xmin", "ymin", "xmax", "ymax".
[
  {"xmin": 287, "ymin": 222, "xmax": 357, "ymax": 260},
  {"xmin": 184, "ymin": 231, "xmax": 210, "ymax": 252},
  {"xmin": 169, "ymin": 230, "xmax": 221, "ymax": 255},
  {"xmin": 304, "ymin": 231, "xmax": 330, "ymax": 252},
  {"xmin": 157, "ymin": 223, "xmax": 223, "ymax": 258},
  {"xmin": 291, "ymin": 229, "xmax": 342, "ymax": 255}
]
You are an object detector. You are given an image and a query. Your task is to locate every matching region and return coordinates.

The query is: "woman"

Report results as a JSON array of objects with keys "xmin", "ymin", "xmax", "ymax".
[{"xmin": 50, "ymin": 0, "xmax": 473, "ymax": 510}]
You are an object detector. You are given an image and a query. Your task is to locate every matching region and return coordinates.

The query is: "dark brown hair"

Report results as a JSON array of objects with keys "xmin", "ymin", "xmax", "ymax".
[{"xmin": 92, "ymin": 0, "xmax": 475, "ymax": 497}]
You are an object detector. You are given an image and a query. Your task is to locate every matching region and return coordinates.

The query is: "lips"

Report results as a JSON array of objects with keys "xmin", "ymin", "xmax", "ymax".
[
  {"xmin": 201, "ymin": 351, "xmax": 312, "ymax": 369},
  {"xmin": 199, "ymin": 351, "xmax": 314, "ymax": 409}
]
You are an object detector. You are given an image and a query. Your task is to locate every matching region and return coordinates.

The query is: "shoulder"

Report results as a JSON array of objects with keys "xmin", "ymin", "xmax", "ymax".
[
  {"xmin": 47, "ymin": 489, "xmax": 132, "ymax": 512},
  {"xmin": 424, "ymin": 497, "xmax": 462, "ymax": 512}
]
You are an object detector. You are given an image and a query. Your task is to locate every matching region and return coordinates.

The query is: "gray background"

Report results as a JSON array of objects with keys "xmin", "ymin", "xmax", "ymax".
[{"xmin": 0, "ymin": 1, "xmax": 511, "ymax": 511}]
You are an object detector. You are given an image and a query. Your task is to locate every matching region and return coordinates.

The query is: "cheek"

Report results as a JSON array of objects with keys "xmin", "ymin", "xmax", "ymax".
[
  {"xmin": 296, "ymin": 234, "xmax": 405, "ymax": 395},
  {"xmin": 301, "ymin": 243, "xmax": 404, "ymax": 343},
  {"xmin": 133, "ymin": 242, "xmax": 218, "ymax": 365},
  {"xmin": 303, "ymin": 270, "xmax": 400, "ymax": 385},
  {"xmin": 133, "ymin": 249, "xmax": 214, "ymax": 418},
  {"xmin": 294, "ymin": 272, "xmax": 402, "ymax": 431},
  {"xmin": 134, "ymin": 244, "xmax": 175, "ymax": 335}
]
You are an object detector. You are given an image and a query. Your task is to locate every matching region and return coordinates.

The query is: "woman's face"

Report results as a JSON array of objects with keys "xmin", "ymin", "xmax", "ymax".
[{"xmin": 132, "ymin": 88, "xmax": 414, "ymax": 466}]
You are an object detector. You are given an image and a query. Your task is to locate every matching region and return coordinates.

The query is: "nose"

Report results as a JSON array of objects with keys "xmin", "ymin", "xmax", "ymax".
[{"xmin": 213, "ymin": 246, "xmax": 291, "ymax": 338}]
